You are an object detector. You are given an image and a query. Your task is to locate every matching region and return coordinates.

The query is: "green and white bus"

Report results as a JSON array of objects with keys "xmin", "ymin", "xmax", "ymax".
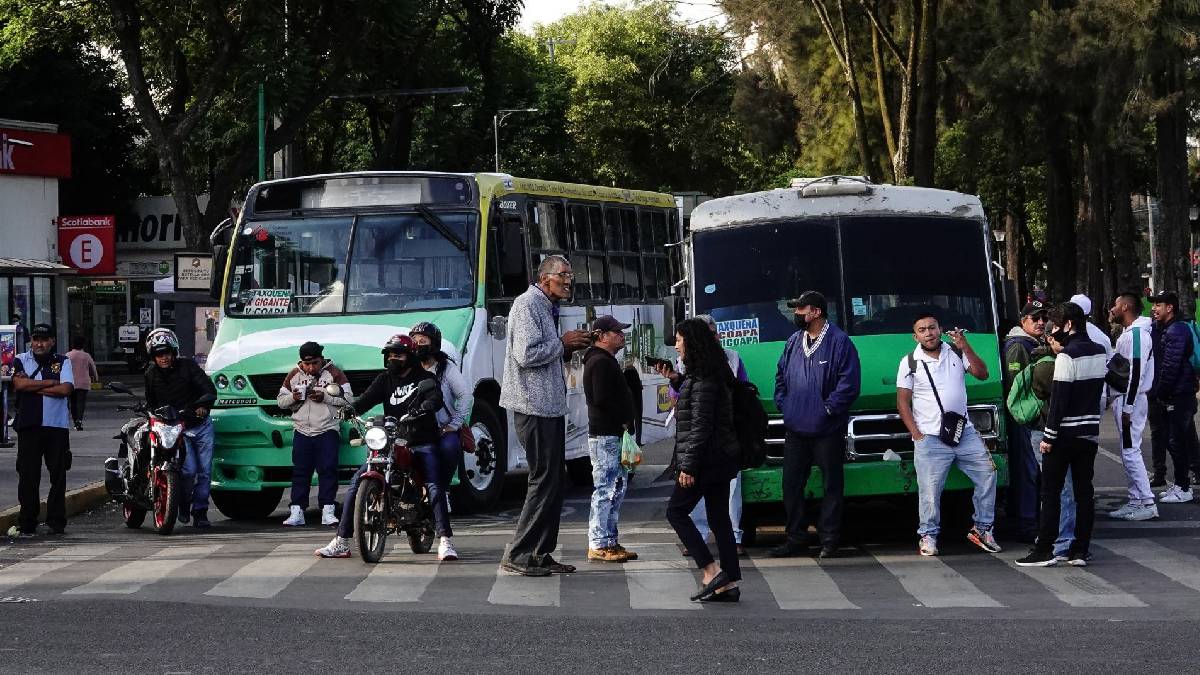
[
  {"xmin": 672, "ymin": 177, "xmax": 1013, "ymax": 542},
  {"xmin": 205, "ymin": 172, "xmax": 683, "ymax": 518}
]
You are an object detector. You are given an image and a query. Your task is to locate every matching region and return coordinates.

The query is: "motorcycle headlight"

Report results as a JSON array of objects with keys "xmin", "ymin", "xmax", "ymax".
[
  {"xmin": 215, "ymin": 374, "xmax": 229, "ymax": 389},
  {"xmin": 153, "ymin": 421, "xmax": 183, "ymax": 448},
  {"xmin": 364, "ymin": 427, "xmax": 389, "ymax": 451}
]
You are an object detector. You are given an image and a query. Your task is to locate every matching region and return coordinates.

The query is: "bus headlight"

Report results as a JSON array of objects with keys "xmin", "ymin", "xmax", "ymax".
[
  {"xmin": 215, "ymin": 374, "xmax": 229, "ymax": 389},
  {"xmin": 232, "ymin": 375, "xmax": 248, "ymax": 391},
  {"xmin": 968, "ymin": 407, "xmax": 996, "ymax": 434},
  {"xmin": 364, "ymin": 427, "xmax": 389, "ymax": 451}
]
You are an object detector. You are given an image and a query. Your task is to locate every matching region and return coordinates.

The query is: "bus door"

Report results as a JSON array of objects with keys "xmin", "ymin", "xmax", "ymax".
[{"xmin": 485, "ymin": 206, "xmax": 532, "ymax": 381}]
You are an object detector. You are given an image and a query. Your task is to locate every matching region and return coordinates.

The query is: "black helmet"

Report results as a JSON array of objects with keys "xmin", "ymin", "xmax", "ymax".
[{"xmin": 409, "ymin": 321, "xmax": 442, "ymax": 353}]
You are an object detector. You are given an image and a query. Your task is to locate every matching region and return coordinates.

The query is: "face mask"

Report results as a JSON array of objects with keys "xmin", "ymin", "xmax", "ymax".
[
  {"xmin": 1050, "ymin": 329, "xmax": 1069, "ymax": 344},
  {"xmin": 414, "ymin": 345, "xmax": 433, "ymax": 360},
  {"xmin": 793, "ymin": 313, "xmax": 809, "ymax": 330},
  {"xmin": 386, "ymin": 358, "xmax": 408, "ymax": 376}
]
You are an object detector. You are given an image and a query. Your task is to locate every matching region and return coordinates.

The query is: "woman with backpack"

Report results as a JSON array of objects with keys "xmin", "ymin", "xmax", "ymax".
[
  {"xmin": 411, "ymin": 322, "xmax": 473, "ymax": 562},
  {"xmin": 665, "ymin": 318, "xmax": 743, "ymax": 602}
]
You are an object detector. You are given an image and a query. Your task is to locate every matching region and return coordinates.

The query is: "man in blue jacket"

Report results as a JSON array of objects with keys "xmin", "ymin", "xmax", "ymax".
[
  {"xmin": 769, "ymin": 291, "xmax": 861, "ymax": 558},
  {"xmin": 1147, "ymin": 291, "xmax": 1200, "ymax": 503}
]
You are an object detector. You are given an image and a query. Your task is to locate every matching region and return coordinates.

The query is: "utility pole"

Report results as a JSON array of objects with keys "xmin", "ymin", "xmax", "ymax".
[
  {"xmin": 545, "ymin": 37, "xmax": 577, "ymax": 63},
  {"xmin": 493, "ymin": 108, "xmax": 538, "ymax": 172}
]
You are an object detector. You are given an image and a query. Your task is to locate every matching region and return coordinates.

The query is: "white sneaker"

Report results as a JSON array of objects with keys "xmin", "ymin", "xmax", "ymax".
[
  {"xmin": 919, "ymin": 535, "xmax": 938, "ymax": 557},
  {"xmin": 437, "ymin": 536, "xmax": 458, "ymax": 561},
  {"xmin": 320, "ymin": 504, "xmax": 338, "ymax": 526},
  {"xmin": 1159, "ymin": 485, "xmax": 1195, "ymax": 503},
  {"xmin": 1123, "ymin": 504, "xmax": 1159, "ymax": 521},
  {"xmin": 282, "ymin": 505, "xmax": 305, "ymax": 526},
  {"xmin": 315, "ymin": 536, "xmax": 351, "ymax": 558},
  {"xmin": 1107, "ymin": 503, "xmax": 1137, "ymax": 519}
]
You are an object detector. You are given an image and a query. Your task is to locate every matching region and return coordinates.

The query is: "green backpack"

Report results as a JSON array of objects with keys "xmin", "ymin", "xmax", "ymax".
[{"xmin": 1006, "ymin": 355, "xmax": 1055, "ymax": 425}]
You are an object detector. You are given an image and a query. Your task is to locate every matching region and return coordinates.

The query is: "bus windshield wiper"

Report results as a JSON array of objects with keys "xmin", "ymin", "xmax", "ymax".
[{"xmin": 416, "ymin": 206, "xmax": 468, "ymax": 252}]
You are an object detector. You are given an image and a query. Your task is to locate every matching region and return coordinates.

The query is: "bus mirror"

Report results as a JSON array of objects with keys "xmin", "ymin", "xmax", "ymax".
[
  {"xmin": 210, "ymin": 244, "xmax": 228, "ymax": 300},
  {"xmin": 488, "ymin": 315, "xmax": 508, "ymax": 341},
  {"xmin": 663, "ymin": 296, "xmax": 685, "ymax": 345}
]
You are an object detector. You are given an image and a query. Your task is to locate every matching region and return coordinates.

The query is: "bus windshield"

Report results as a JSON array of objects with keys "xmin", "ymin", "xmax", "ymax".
[
  {"xmin": 692, "ymin": 215, "xmax": 992, "ymax": 342},
  {"xmin": 225, "ymin": 211, "xmax": 476, "ymax": 316}
]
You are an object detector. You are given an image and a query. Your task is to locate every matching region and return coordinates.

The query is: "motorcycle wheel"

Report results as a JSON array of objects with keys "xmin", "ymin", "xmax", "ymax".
[
  {"xmin": 123, "ymin": 503, "xmax": 147, "ymax": 529},
  {"xmin": 353, "ymin": 478, "xmax": 388, "ymax": 563},
  {"xmin": 151, "ymin": 469, "xmax": 179, "ymax": 535},
  {"xmin": 407, "ymin": 520, "xmax": 435, "ymax": 554}
]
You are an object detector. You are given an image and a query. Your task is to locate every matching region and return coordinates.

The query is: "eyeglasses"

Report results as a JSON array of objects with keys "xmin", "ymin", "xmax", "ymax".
[{"xmin": 550, "ymin": 271, "xmax": 575, "ymax": 280}]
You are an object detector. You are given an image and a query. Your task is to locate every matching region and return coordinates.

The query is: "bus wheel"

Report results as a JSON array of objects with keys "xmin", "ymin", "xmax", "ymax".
[
  {"xmin": 566, "ymin": 457, "xmax": 593, "ymax": 488},
  {"xmin": 453, "ymin": 401, "xmax": 506, "ymax": 513},
  {"xmin": 211, "ymin": 487, "xmax": 284, "ymax": 520}
]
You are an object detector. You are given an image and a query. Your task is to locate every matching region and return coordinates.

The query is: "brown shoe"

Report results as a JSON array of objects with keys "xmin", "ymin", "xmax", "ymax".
[
  {"xmin": 588, "ymin": 547, "xmax": 630, "ymax": 562},
  {"xmin": 610, "ymin": 544, "xmax": 638, "ymax": 561}
]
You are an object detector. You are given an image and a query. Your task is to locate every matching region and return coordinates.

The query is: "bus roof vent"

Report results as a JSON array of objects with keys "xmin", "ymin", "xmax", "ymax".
[{"xmin": 791, "ymin": 175, "xmax": 873, "ymax": 198}]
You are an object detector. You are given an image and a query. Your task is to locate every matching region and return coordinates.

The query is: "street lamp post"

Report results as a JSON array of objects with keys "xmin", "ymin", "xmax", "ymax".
[{"xmin": 493, "ymin": 108, "xmax": 538, "ymax": 172}]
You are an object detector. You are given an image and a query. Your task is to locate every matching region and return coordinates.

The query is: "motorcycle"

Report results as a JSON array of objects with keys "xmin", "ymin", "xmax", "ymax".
[
  {"xmin": 102, "ymin": 382, "xmax": 190, "ymax": 535},
  {"xmin": 326, "ymin": 380, "xmax": 439, "ymax": 564}
]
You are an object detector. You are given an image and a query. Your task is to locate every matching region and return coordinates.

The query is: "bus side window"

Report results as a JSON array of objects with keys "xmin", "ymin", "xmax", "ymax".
[
  {"xmin": 568, "ymin": 202, "xmax": 607, "ymax": 302},
  {"xmin": 609, "ymin": 208, "xmax": 642, "ymax": 301},
  {"xmin": 487, "ymin": 214, "xmax": 530, "ymax": 301}
]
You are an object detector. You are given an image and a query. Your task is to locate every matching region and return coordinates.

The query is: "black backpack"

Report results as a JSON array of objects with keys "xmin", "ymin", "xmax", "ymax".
[{"xmin": 729, "ymin": 379, "xmax": 768, "ymax": 469}]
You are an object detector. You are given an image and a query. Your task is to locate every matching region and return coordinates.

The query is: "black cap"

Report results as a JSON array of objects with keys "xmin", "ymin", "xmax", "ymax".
[
  {"xmin": 30, "ymin": 323, "xmax": 54, "ymax": 339},
  {"xmin": 1020, "ymin": 300, "xmax": 1048, "ymax": 318},
  {"xmin": 787, "ymin": 290, "xmax": 827, "ymax": 312},
  {"xmin": 1148, "ymin": 290, "xmax": 1180, "ymax": 308},
  {"xmin": 298, "ymin": 341, "xmax": 324, "ymax": 360},
  {"xmin": 592, "ymin": 315, "xmax": 631, "ymax": 333}
]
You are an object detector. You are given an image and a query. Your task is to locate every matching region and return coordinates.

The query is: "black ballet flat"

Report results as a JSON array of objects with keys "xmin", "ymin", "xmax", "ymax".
[
  {"xmin": 690, "ymin": 571, "xmax": 730, "ymax": 601},
  {"xmin": 700, "ymin": 586, "xmax": 740, "ymax": 603}
]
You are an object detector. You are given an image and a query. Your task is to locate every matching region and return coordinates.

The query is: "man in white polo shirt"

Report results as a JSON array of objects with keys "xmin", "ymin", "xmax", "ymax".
[{"xmin": 897, "ymin": 312, "xmax": 1000, "ymax": 557}]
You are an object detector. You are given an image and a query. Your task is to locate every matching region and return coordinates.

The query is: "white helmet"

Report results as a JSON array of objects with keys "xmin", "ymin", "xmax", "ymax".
[{"xmin": 146, "ymin": 328, "xmax": 179, "ymax": 356}]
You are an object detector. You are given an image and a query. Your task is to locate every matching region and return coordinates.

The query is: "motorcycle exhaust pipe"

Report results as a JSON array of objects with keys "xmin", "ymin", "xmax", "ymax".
[{"xmin": 104, "ymin": 457, "xmax": 126, "ymax": 501}]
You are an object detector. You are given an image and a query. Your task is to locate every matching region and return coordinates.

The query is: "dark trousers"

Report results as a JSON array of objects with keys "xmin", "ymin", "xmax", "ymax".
[
  {"xmin": 1035, "ymin": 438, "xmax": 1096, "ymax": 557},
  {"xmin": 507, "ymin": 413, "xmax": 566, "ymax": 566},
  {"xmin": 16, "ymin": 426, "xmax": 70, "ymax": 533},
  {"xmin": 69, "ymin": 390, "xmax": 88, "ymax": 424},
  {"xmin": 414, "ymin": 432, "xmax": 461, "ymax": 537},
  {"xmin": 667, "ymin": 470, "xmax": 742, "ymax": 582},
  {"xmin": 782, "ymin": 430, "xmax": 845, "ymax": 546},
  {"xmin": 1005, "ymin": 419, "xmax": 1040, "ymax": 535},
  {"xmin": 1149, "ymin": 399, "xmax": 1168, "ymax": 477},
  {"xmin": 289, "ymin": 429, "xmax": 340, "ymax": 508},
  {"xmin": 1164, "ymin": 394, "xmax": 1200, "ymax": 490}
]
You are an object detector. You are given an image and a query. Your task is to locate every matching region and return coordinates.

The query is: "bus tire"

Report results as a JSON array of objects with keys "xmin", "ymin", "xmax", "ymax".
[
  {"xmin": 452, "ymin": 401, "xmax": 506, "ymax": 513},
  {"xmin": 211, "ymin": 487, "xmax": 284, "ymax": 521},
  {"xmin": 566, "ymin": 456, "xmax": 593, "ymax": 488}
]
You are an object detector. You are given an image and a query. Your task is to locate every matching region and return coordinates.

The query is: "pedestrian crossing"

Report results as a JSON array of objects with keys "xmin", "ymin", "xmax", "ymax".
[{"xmin": 3, "ymin": 536, "xmax": 1200, "ymax": 614}]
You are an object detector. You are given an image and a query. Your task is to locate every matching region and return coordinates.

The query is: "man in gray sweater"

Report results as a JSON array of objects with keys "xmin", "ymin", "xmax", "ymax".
[{"xmin": 499, "ymin": 255, "xmax": 591, "ymax": 576}]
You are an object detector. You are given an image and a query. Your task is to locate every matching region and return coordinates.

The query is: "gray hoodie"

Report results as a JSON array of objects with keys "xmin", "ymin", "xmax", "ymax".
[{"xmin": 499, "ymin": 284, "xmax": 567, "ymax": 417}]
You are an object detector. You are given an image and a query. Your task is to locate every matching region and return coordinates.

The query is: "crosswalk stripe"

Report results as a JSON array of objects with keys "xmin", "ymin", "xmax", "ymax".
[
  {"xmin": 488, "ymin": 545, "xmax": 561, "ymax": 606},
  {"xmin": 625, "ymin": 544, "xmax": 700, "ymax": 611},
  {"xmin": 64, "ymin": 545, "xmax": 222, "ymax": 595},
  {"xmin": 872, "ymin": 552, "xmax": 1001, "ymax": 608},
  {"xmin": 346, "ymin": 549, "xmax": 440, "ymax": 603},
  {"xmin": 205, "ymin": 544, "xmax": 320, "ymax": 599},
  {"xmin": 1096, "ymin": 539, "xmax": 1200, "ymax": 593},
  {"xmin": 748, "ymin": 556, "xmax": 858, "ymax": 610},
  {"xmin": 0, "ymin": 545, "xmax": 118, "ymax": 594},
  {"xmin": 993, "ymin": 552, "xmax": 1146, "ymax": 608}
]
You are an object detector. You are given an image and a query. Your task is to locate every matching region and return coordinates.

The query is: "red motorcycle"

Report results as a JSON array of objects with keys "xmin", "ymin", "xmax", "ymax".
[{"xmin": 103, "ymin": 382, "xmax": 189, "ymax": 535}]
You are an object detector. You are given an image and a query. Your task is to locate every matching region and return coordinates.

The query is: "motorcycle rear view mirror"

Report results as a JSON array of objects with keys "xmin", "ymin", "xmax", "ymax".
[
  {"xmin": 107, "ymin": 382, "xmax": 133, "ymax": 395},
  {"xmin": 417, "ymin": 379, "xmax": 438, "ymax": 394},
  {"xmin": 324, "ymin": 383, "xmax": 345, "ymax": 398}
]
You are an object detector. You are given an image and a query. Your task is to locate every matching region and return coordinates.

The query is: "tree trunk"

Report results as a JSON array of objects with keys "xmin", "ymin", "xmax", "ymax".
[
  {"xmin": 911, "ymin": 0, "xmax": 937, "ymax": 187},
  {"xmin": 1154, "ymin": 57, "xmax": 1194, "ymax": 315},
  {"xmin": 1042, "ymin": 105, "xmax": 1077, "ymax": 301},
  {"xmin": 1004, "ymin": 210, "xmax": 1021, "ymax": 291},
  {"xmin": 870, "ymin": 16, "xmax": 897, "ymax": 180},
  {"xmin": 1109, "ymin": 155, "xmax": 1140, "ymax": 292}
]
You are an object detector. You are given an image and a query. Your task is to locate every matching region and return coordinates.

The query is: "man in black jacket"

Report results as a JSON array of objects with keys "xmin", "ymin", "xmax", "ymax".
[
  {"xmin": 1147, "ymin": 290, "xmax": 1200, "ymax": 502},
  {"xmin": 315, "ymin": 334, "xmax": 442, "ymax": 558},
  {"xmin": 582, "ymin": 315, "xmax": 637, "ymax": 563},
  {"xmin": 143, "ymin": 328, "xmax": 217, "ymax": 527}
]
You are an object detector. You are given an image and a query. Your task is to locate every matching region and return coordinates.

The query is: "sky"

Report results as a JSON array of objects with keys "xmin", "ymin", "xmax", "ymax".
[{"xmin": 517, "ymin": 0, "xmax": 725, "ymax": 32}]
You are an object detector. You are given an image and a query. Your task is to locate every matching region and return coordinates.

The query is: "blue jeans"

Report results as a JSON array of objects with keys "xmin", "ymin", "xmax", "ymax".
[
  {"xmin": 414, "ymin": 435, "xmax": 459, "ymax": 538},
  {"xmin": 289, "ymin": 429, "xmax": 340, "ymax": 508},
  {"xmin": 914, "ymin": 426, "xmax": 997, "ymax": 538},
  {"xmin": 1031, "ymin": 429, "xmax": 1075, "ymax": 556},
  {"xmin": 181, "ymin": 418, "xmax": 214, "ymax": 512},
  {"xmin": 689, "ymin": 474, "xmax": 743, "ymax": 544},
  {"xmin": 336, "ymin": 443, "xmax": 436, "ymax": 540},
  {"xmin": 587, "ymin": 435, "xmax": 627, "ymax": 549}
]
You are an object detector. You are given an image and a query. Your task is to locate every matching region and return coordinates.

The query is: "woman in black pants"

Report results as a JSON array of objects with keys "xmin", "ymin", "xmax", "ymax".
[{"xmin": 666, "ymin": 318, "xmax": 742, "ymax": 602}]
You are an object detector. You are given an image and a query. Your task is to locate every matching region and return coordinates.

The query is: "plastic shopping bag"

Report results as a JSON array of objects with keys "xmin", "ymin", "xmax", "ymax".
[{"xmin": 620, "ymin": 430, "xmax": 642, "ymax": 471}]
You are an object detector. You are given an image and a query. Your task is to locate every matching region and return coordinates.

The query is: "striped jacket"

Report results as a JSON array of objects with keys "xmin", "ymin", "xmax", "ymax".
[{"xmin": 1043, "ymin": 335, "xmax": 1107, "ymax": 446}]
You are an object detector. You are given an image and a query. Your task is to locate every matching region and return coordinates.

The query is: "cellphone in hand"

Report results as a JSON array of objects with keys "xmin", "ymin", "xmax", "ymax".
[{"xmin": 644, "ymin": 355, "xmax": 671, "ymax": 370}]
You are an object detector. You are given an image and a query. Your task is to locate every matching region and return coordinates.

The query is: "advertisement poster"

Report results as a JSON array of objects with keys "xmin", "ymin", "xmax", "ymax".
[
  {"xmin": 194, "ymin": 308, "xmax": 219, "ymax": 366},
  {"xmin": 0, "ymin": 325, "xmax": 15, "ymax": 379}
]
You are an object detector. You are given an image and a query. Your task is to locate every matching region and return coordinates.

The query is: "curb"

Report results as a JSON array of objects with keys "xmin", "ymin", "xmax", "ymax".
[{"xmin": 0, "ymin": 481, "xmax": 110, "ymax": 533}]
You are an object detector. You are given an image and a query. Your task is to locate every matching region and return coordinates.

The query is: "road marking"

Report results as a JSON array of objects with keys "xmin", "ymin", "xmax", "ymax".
[
  {"xmin": 205, "ymin": 544, "xmax": 319, "ymax": 599},
  {"xmin": 64, "ymin": 545, "xmax": 222, "ymax": 595},
  {"xmin": 0, "ymin": 545, "xmax": 118, "ymax": 594},
  {"xmin": 488, "ymin": 545, "xmax": 560, "ymax": 607},
  {"xmin": 1096, "ymin": 539, "xmax": 1200, "ymax": 592},
  {"xmin": 624, "ymin": 544, "xmax": 700, "ymax": 611},
  {"xmin": 993, "ymin": 552, "xmax": 1145, "ymax": 607},
  {"xmin": 749, "ymin": 555, "xmax": 858, "ymax": 610},
  {"xmin": 345, "ymin": 551, "xmax": 440, "ymax": 603},
  {"xmin": 872, "ymin": 552, "xmax": 1001, "ymax": 608},
  {"xmin": 1097, "ymin": 447, "xmax": 1123, "ymax": 464}
]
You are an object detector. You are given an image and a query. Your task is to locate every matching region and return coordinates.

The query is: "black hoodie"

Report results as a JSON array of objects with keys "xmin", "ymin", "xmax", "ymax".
[{"xmin": 353, "ymin": 365, "xmax": 442, "ymax": 446}]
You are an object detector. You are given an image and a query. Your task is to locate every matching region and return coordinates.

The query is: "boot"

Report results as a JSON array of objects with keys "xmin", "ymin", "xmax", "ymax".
[
  {"xmin": 177, "ymin": 503, "xmax": 191, "ymax": 524},
  {"xmin": 192, "ymin": 509, "xmax": 211, "ymax": 528}
]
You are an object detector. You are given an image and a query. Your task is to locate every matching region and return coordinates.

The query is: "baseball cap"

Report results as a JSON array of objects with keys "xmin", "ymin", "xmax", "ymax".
[
  {"xmin": 30, "ymin": 323, "xmax": 54, "ymax": 338},
  {"xmin": 1148, "ymin": 290, "xmax": 1180, "ymax": 308},
  {"xmin": 1020, "ymin": 300, "xmax": 1048, "ymax": 318},
  {"xmin": 1068, "ymin": 293, "xmax": 1092, "ymax": 315},
  {"xmin": 786, "ymin": 290, "xmax": 827, "ymax": 311},
  {"xmin": 298, "ymin": 341, "xmax": 324, "ymax": 360},
  {"xmin": 592, "ymin": 315, "xmax": 631, "ymax": 333}
]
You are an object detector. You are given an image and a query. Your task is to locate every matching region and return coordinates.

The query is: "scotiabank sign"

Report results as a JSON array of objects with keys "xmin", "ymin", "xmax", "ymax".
[
  {"xmin": 58, "ymin": 215, "xmax": 116, "ymax": 275},
  {"xmin": 0, "ymin": 127, "xmax": 71, "ymax": 178}
]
